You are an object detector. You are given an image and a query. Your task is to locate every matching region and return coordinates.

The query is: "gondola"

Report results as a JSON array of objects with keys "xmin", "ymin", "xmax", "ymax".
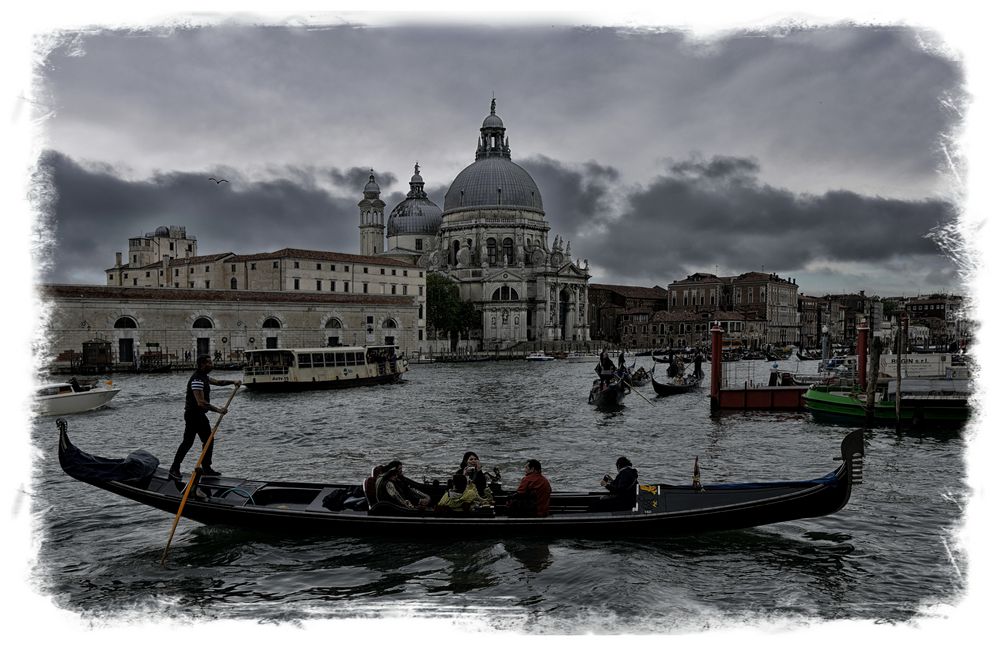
[
  {"xmin": 55, "ymin": 419, "xmax": 864, "ymax": 538},
  {"xmin": 588, "ymin": 378, "xmax": 630, "ymax": 408},
  {"xmin": 651, "ymin": 371, "xmax": 703, "ymax": 396},
  {"xmin": 626, "ymin": 366, "xmax": 652, "ymax": 388}
]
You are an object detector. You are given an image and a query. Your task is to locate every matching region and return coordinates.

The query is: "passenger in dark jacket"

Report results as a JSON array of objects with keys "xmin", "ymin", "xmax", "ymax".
[
  {"xmin": 456, "ymin": 451, "xmax": 498, "ymax": 502},
  {"xmin": 592, "ymin": 456, "xmax": 639, "ymax": 511},
  {"xmin": 375, "ymin": 460, "xmax": 431, "ymax": 510}
]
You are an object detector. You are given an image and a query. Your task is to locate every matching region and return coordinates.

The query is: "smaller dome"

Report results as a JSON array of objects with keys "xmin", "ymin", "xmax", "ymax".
[
  {"xmin": 155, "ymin": 226, "xmax": 170, "ymax": 236},
  {"xmin": 482, "ymin": 113, "xmax": 504, "ymax": 129},
  {"xmin": 363, "ymin": 170, "xmax": 380, "ymax": 195}
]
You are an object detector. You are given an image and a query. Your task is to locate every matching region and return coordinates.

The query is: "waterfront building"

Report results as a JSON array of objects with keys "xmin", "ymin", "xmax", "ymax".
[
  {"xmin": 621, "ymin": 310, "xmax": 763, "ymax": 350},
  {"xmin": 40, "ymin": 284, "xmax": 418, "ymax": 371},
  {"xmin": 667, "ymin": 271, "xmax": 800, "ymax": 347},
  {"xmin": 361, "ymin": 98, "xmax": 592, "ymax": 345},
  {"xmin": 822, "ymin": 292, "xmax": 882, "ymax": 350},
  {"xmin": 903, "ymin": 295, "xmax": 967, "ymax": 347},
  {"xmin": 587, "ymin": 284, "xmax": 670, "ymax": 344}
]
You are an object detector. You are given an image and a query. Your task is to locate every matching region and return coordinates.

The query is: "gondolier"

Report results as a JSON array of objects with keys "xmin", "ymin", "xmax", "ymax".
[{"xmin": 168, "ymin": 355, "xmax": 241, "ymax": 480}]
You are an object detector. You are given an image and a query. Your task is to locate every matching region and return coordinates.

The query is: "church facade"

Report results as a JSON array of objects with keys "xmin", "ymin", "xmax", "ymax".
[{"xmin": 361, "ymin": 99, "xmax": 591, "ymax": 345}]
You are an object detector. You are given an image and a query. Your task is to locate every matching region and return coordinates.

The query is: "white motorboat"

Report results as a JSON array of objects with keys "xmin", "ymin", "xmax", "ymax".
[
  {"xmin": 525, "ymin": 351, "xmax": 555, "ymax": 362},
  {"xmin": 35, "ymin": 380, "xmax": 121, "ymax": 416}
]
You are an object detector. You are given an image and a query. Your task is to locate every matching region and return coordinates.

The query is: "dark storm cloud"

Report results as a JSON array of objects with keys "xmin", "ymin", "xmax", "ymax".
[
  {"xmin": 523, "ymin": 153, "xmax": 960, "ymax": 289},
  {"xmin": 36, "ymin": 151, "xmax": 364, "ymax": 283},
  {"xmin": 328, "ymin": 167, "xmax": 398, "ymax": 193},
  {"xmin": 519, "ymin": 156, "xmax": 620, "ymax": 240}
]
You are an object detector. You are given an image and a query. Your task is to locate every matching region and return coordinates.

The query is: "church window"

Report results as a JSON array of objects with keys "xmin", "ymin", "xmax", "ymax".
[
  {"xmin": 325, "ymin": 318, "xmax": 342, "ymax": 329},
  {"xmin": 263, "ymin": 317, "xmax": 281, "ymax": 328},
  {"xmin": 230, "ymin": 278, "xmax": 237, "ymax": 290},
  {"xmin": 502, "ymin": 238, "xmax": 514, "ymax": 265},
  {"xmin": 383, "ymin": 319, "xmax": 398, "ymax": 329},
  {"xmin": 114, "ymin": 316, "xmax": 138, "ymax": 329},
  {"xmin": 232, "ymin": 264, "xmax": 237, "ymax": 272},
  {"xmin": 487, "ymin": 238, "xmax": 497, "ymax": 264},
  {"xmin": 193, "ymin": 317, "xmax": 213, "ymax": 329},
  {"xmin": 415, "ymin": 239, "xmax": 423, "ymax": 251}
]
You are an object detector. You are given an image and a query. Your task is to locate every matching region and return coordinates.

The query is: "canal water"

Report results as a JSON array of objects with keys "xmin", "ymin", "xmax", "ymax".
[{"xmin": 28, "ymin": 358, "xmax": 968, "ymax": 633}]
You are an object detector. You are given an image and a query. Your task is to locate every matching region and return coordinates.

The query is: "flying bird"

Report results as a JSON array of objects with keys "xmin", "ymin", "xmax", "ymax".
[{"xmin": 208, "ymin": 177, "xmax": 229, "ymax": 184}]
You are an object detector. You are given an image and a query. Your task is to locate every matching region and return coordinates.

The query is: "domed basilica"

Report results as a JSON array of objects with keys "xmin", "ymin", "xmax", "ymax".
[{"xmin": 359, "ymin": 98, "xmax": 591, "ymax": 344}]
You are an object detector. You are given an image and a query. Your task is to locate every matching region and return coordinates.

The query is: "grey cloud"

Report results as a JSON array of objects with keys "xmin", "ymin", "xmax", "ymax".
[
  {"xmin": 525, "ymin": 153, "xmax": 961, "ymax": 291},
  {"xmin": 36, "ymin": 151, "xmax": 363, "ymax": 283},
  {"xmin": 520, "ymin": 156, "xmax": 620, "ymax": 240}
]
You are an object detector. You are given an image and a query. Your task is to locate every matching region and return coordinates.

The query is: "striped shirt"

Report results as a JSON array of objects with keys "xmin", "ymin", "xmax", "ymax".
[{"xmin": 185, "ymin": 369, "xmax": 212, "ymax": 412}]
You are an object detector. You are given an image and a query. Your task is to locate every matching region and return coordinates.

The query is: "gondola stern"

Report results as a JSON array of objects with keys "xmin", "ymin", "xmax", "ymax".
[{"xmin": 840, "ymin": 429, "xmax": 865, "ymax": 486}]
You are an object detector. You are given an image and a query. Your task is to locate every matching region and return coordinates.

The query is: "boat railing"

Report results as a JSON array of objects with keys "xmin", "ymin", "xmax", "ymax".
[{"xmin": 244, "ymin": 365, "xmax": 291, "ymax": 377}]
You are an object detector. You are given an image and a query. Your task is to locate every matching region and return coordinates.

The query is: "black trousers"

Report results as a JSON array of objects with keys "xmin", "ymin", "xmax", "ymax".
[{"xmin": 171, "ymin": 409, "xmax": 214, "ymax": 469}]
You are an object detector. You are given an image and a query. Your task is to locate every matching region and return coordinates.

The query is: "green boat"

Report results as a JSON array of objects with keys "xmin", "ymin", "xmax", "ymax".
[{"xmin": 803, "ymin": 379, "xmax": 970, "ymax": 429}]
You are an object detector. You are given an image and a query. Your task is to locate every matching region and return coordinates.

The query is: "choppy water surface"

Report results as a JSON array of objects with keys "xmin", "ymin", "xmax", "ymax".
[{"xmin": 30, "ymin": 359, "xmax": 968, "ymax": 632}]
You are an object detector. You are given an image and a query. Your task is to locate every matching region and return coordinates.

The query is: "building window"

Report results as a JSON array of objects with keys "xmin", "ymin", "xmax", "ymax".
[
  {"xmin": 190, "ymin": 267, "xmax": 194, "ymax": 274},
  {"xmin": 193, "ymin": 316, "xmax": 213, "ymax": 329},
  {"xmin": 419, "ymin": 330, "xmax": 423, "ymax": 341},
  {"xmin": 419, "ymin": 272, "xmax": 423, "ymax": 278},
  {"xmin": 294, "ymin": 278, "xmax": 300, "ymax": 290},
  {"xmin": 502, "ymin": 238, "xmax": 514, "ymax": 265},
  {"xmin": 205, "ymin": 266, "xmax": 210, "ymax": 272},
  {"xmin": 204, "ymin": 280, "xmax": 211, "ymax": 288},
  {"xmin": 363, "ymin": 283, "xmax": 369, "ymax": 294},
  {"xmin": 327, "ymin": 336, "xmax": 340, "ymax": 347},
  {"xmin": 230, "ymin": 277, "xmax": 237, "ymax": 289},
  {"xmin": 263, "ymin": 317, "xmax": 281, "ymax": 328},
  {"xmin": 419, "ymin": 304, "xmax": 423, "ymax": 318},
  {"xmin": 159, "ymin": 270, "xmax": 163, "ymax": 276},
  {"xmin": 251, "ymin": 263, "xmax": 256, "ymax": 270},
  {"xmin": 316, "ymin": 263, "xmax": 322, "ymax": 270},
  {"xmin": 325, "ymin": 318, "xmax": 342, "ymax": 329},
  {"xmin": 381, "ymin": 268, "xmax": 385, "ymax": 275},
  {"xmin": 487, "ymin": 238, "xmax": 497, "ymax": 264},
  {"xmin": 419, "ymin": 286, "xmax": 424, "ymax": 296},
  {"xmin": 344, "ymin": 281, "xmax": 349, "ymax": 291},
  {"xmin": 231, "ymin": 264, "xmax": 236, "ymax": 272},
  {"xmin": 132, "ymin": 255, "xmax": 137, "ymax": 264},
  {"xmin": 187, "ymin": 245, "xmax": 192, "ymax": 252},
  {"xmin": 316, "ymin": 280, "xmax": 322, "ymax": 291},
  {"xmin": 174, "ymin": 282, "xmax": 179, "ymax": 288},
  {"xmin": 132, "ymin": 278, "xmax": 138, "ymax": 285},
  {"xmin": 415, "ymin": 239, "xmax": 423, "ymax": 251},
  {"xmin": 403, "ymin": 270, "xmax": 408, "ymax": 277},
  {"xmin": 330, "ymin": 281, "xmax": 335, "ymax": 291},
  {"xmin": 175, "ymin": 269, "xmax": 179, "ymax": 276},
  {"xmin": 391, "ymin": 285, "xmax": 397, "ymax": 294},
  {"xmin": 145, "ymin": 271, "xmax": 150, "ymax": 278},
  {"xmin": 343, "ymin": 266, "xmax": 349, "ymax": 272},
  {"xmin": 273, "ymin": 261, "xmax": 279, "ymax": 268},
  {"xmin": 294, "ymin": 261, "xmax": 300, "ymax": 269},
  {"xmin": 364, "ymin": 267, "xmax": 369, "ymax": 274},
  {"xmin": 169, "ymin": 242, "xmax": 174, "ymax": 251},
  {"xmin": 403, "ymin": 285, "xmax": 408, "ymax": 295},
  {"xmin": 391, "ymin": 269, "xmax": 396, "ymax": 276},
  {"xmin": 114, "ymin": 316, "xmax": 138, "ymax": 328}
]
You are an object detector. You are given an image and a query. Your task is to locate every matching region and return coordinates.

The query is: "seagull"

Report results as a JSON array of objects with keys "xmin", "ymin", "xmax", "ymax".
[{"xmin": 209, "ymin": 177, "xmax": 229, "ymax": 184}]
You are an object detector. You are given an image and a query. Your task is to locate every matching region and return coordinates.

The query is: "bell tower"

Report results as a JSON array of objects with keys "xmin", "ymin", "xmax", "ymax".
[{"xmin": 359, "ymin": 170, "xmax": 386, "ymax": 256}]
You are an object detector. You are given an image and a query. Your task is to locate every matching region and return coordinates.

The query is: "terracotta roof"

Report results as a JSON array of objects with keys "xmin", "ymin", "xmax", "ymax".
[
  {"xmin": 107, "ymin": 248, "xmax": 418, "ymax": 272},
  {"xmin": 588, "ymin": 283, "xmax": 669, "ymax": 299},
  {"xmin": 39, "ymin": 284, "xmax": 416, "ymax": 306}
]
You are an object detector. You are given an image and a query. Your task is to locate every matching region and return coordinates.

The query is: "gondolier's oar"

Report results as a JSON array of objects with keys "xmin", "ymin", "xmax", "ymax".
[
  {"xmin": 160, "ymin": 385, "xmax": 241, "ymax": 566},
  {"xmin": 622, "ymin": 373, "xmax": 654, "ymax": 406}
]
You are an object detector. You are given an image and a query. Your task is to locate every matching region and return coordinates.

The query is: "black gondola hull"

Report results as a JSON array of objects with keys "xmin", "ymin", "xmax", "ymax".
[{"xmin": 57, "ymin": 423, "xmax": 864, "ymax": 538}]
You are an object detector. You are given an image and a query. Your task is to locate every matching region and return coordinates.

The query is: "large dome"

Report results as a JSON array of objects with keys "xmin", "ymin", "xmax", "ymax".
[
  {"xmin": 443, "ymin": 157, "xmax": 544, "ymax": 215},
  {"xmin": 387, "ymin": 163, "xmax": 443, "ymax": 236}
]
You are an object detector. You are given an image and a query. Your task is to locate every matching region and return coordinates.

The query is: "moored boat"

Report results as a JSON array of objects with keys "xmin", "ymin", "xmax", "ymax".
[
  {"xmin": 242, "ymin": 345, "xmax": 406, "ymax": 392},
  {"xmin": 55, "ymin": 419, "xmax": 864, "ymax": 538},
  {"xmin": 803, "ymin": 381, "xmax": 969, "ymax": 429},
  {"xmin": 525, "ymin": 351, "xmax": 555, "ymax": 362},
  {"xmin": 35, "ymin": 380, "xmax": 121, "ymax": 416}
]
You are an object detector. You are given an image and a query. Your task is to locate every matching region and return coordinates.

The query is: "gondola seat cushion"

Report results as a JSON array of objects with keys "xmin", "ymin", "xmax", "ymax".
[{"xmin": 363, "ymin": 466, "xmax": 384, "ymax": 506}]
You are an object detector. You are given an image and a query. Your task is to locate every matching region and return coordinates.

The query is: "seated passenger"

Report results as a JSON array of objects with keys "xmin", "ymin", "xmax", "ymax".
[
  {"xmin": 457, "ymin": 451, "xmax": 500, "ymax": 502},
  {"xmin": 592, "ymin": 456, "xmax": 639, "ymax": 511},
  {"xmin": 436, "ymin": 473, "xmax": 489, "ymax": 512},
  {"xmin": 374, "ymin": 460, "xmax": 431, "ymax": 510},
  {"xmin": 507, "ymin": 459, "xmax": 552, "ymax": 517}
]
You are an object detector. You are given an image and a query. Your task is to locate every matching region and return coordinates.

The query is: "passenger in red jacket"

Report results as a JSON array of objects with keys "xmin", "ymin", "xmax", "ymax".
[{"xmin": 508, "ymin": 459, "xmax": 552, "ymax": 517}]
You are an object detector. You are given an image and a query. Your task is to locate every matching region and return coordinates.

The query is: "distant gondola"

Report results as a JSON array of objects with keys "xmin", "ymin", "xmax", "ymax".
[
  {"xmin": 588, "ymin": 378, "xmax": 630, "ymax": 408},
  {"xmin": 627, "ymin": 366, "xmax": 652, "ymax": 388},
  {"xmin": 651, "ymin": 371, "xmax": 703, "ymax": 396},
  {"xmin": 55, "ymin": 420, "xmax": 864, "ymax": 538}
]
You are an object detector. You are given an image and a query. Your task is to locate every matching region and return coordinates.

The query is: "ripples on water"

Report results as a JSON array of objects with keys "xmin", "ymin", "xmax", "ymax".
[{"xmin": 29, "ymin": 359, "xmax": 968, "ymax": 632}]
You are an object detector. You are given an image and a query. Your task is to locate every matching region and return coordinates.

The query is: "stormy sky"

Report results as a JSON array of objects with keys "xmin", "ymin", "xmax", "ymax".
[{"xmin": 29, "ymin": 19, "xmax": 969, "ymax": 297}]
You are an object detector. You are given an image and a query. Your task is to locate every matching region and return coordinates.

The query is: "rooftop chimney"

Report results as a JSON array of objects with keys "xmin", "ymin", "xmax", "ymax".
[{"xmin": 115, "ymin": 252, "xmax": 122, "ymax": 267}]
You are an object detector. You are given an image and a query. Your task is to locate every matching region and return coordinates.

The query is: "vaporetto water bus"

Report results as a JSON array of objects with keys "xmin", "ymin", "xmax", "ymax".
[{"xmin": 242, "ymin": 346, "xmax": 407, "ymax": 392}]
